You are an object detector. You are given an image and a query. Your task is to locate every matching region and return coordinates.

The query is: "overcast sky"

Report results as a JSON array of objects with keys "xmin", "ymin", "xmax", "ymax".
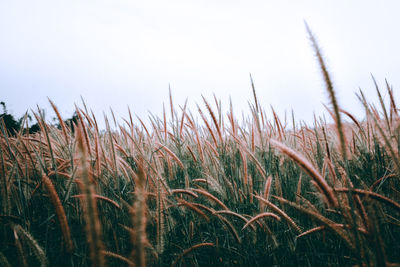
[{"xmin": 1, "ymin": 0, "xmax": 399, "ymax": 127}]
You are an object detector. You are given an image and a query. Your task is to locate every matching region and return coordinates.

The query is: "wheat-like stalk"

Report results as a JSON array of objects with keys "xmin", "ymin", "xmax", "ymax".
[
  {"xmin": 42, "ymin": 174, "xmax": 73, "ymax": 253},
  {"xmin": 305, "ymin": 22, "xmax": 348, "ymax": 162}
]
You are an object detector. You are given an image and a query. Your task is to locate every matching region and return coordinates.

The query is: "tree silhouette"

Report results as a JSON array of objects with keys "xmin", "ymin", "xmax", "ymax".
[
  {"xmin": 0, "ymin": 102, "xmax": 20, "ymax": 135},
  {"xmin": 1, "ymin": 101, "xmax": 81, "ymax": 135}
]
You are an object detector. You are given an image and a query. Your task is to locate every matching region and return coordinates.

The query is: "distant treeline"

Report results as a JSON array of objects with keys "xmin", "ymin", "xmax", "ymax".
[{"xmin": 0, "ymin": 101, "xmax": 78, "ymax": 136}]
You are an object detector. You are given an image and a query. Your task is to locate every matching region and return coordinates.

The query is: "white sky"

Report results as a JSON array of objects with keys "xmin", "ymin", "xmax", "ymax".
[{"xmin": 1, "ymin": 0, "xmax": 399, "ymax": 127}]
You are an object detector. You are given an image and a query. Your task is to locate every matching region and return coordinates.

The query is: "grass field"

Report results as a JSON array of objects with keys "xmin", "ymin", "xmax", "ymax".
[{"xmin": 1, "ymin": 30, "xmax": 400, "ymax": 267}]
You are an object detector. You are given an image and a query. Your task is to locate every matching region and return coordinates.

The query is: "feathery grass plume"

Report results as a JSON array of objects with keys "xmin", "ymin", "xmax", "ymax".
[
  {"xmin": 339, "ymin": 108, "xmax": 365, "ymax": 136},
  {"xmin": 156, "ymin": 143, "xmax": 184, "ymax": 169},
  {"xmin": 262, "ymin": 176, "xmax": 273, "ymax": 207},
  {"xmin": 104, "ymin": 115, "xmax": 118, "ymax": 177},
  {"xmin": 228, "ymin": 97, "xmax": 237, "ymax": 138},
  {"xmin": 136, "ymin": 115, "xmax": 151, "ymax": 138},
  {"xmin": 271, "ymin": 106, "xmax": 284, "ymax": 141},
  {"xmin": 76, "ymin": 124, "xmax": 105, "ymax": 267},
  {"xmin": 242, "ymin": 212, "xmax": 281, "ymax": 230},
  {"xmin": 90, "ymin": 109, "xmax": 100, "ymax": 133},
  {"xmin": 335, "ymin": 188, "xmax": 400, "ymax": 212},
  {"xmin": 72, "ymin": 194, "xmax": 121, "ymax": 209},
  {"xmin": 186, "ymin": 144, "xmax": 197, "ymax": 162},
  {"xmin": 33, "ymin": 109, "xmax": 58, "ymax": 177},
  {"xmin": 250, "ymin": 73, "xmax": 260, "ymax": 114},
  {"xmin": 296, "ymin": 174, "xmax": 303, "ymax": 204},
  {"xmin": 185, "ymin": 113, "xmax": 202, "ymax": 159},
  {"xmin": 305, "ymin": 22, "xmax": 348, "ymax": 162},
  {"xmin": 42, "ymin": 174, "xmax": 73, "ymax": 253},
  {"xmin": 169, "ymin": 85, "xmax": 175, "ymax": 121},
  {"xmin": 171, "ymin": 189, "xmax": 199, "ymax": 198},
  {"xmin": 239, "ymin": 148, "xmax": 249, "ymax": 186},
  {"xmin": 163, "ymin": 103, "xmax": 167, "ymax": 141},
  {"xmin": 48, "ymin": 98, "xmax": 69, "ymax": 144},
  {"xmin": 79, "ymin": 109, "xmax": 95, "ymax": 131},
  {"xmin": 372, "ymin": 75, "xmax": 391, "ymax": 131},
  {"xmin": 325, "ymin": 157, "xmax": 338, "ymax": 187},
  {"xmin": 255, "ymin": 195, "xmax": 302, "ymax": 234},
  {"xmin": 130, "ymin": 157, "xmax": 148, "ymax": 267},
  {"xmin": 192, "ymin": 188, "xmax": 228, "ymax": 210},
  {"xmin": 244, "ymin": 149, "xmax": 267, "ymax": 179},
  {"xmin": 249, "ymin": 75, "xmax": 265, "ymax": 149},
  {"xmin": 109, "ymin": 107, "xmax": 117, "ymax": 128},
  {"xmin": 270, "ymin": 139, "xmax": 338, "ymax": 207},
  {"xmin": 189, "ymin": 202, "xmax": 217, "ymax": 215},
  {"xmin": 205, "ymin": 139, "xmax": 219, "ymax": 157},
  {"xmin": 75, "ymin": 108, "xmax": 92, "ymax": 156},
  {"xmin": 213, "ymin": 94, "xmax": 223, "ymax": 128},
  {"xmin": 179, "ymin": 99, "xmax": 188, "ymax": 138},
  {"xmin": 171, "ymin": 243, "xmax": 214, "ymax": 267},
  {"xmin": 297, "ymin": 224, "xmax": 368, "ymax": 239},
  {"xmin": 250, "ymin": 124, "xmax": 255, "ymax": 152},
  {"xmin": 155, "ymin": 180, "xmax": 166, "ymax": 255},
  {"xmin": 15, "ymin": 133, "xmax": 41, "ymax": 179},
  {"xmin": 214, "ymin": 210, "xmax": 255, "ymax": 230},
  {"xmin": 93, "ymin": 130, "xmax": 102, "ymax": 179},
  {"xmin": 202, "ymin": 95, "xmax": 223, "ymax": 144},
  {"xmin": 297, "ymin": 226, "xmax": 326, "ymax": 239},
  {"xmin": 357, "ymin": 90, "xmax": 400, "ymax": 176},
  {"xmin": 197, "ymin": 104, "xmax": 218, "ymax": 147},
  {"xmin": 192, "ymin": 178, "xmax": 208, "ymax": 184},
  {"xmin": 249, "ymin": 174, "xmax": 254, "ymax": 203},
  {"xmin": 177, "ymin": 198, "xmax": 210, "ymax": 222},
  {"xmin": 291, "ymin": 109, "xmax": 297, "ymax": 145},
  {"xmin": 386, "ymin": 79, "xmax": 398, "ymax": 122},
  {"xmin": 13, "ymin": 225, "xmax": 48, "ymax": 267}
]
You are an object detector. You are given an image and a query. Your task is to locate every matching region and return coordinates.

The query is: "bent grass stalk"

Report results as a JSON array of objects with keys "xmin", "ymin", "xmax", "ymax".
[
  {"xmin": 242, "ymin": 212, "xmax": 281, "ymax": 230},
  {"xmin": 171, "ymin": 243, "xmax": 214, "ymax": 267},
  {"xmin": 269, "ymin": 139, "xmax": 338, "ymax": 207}
]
